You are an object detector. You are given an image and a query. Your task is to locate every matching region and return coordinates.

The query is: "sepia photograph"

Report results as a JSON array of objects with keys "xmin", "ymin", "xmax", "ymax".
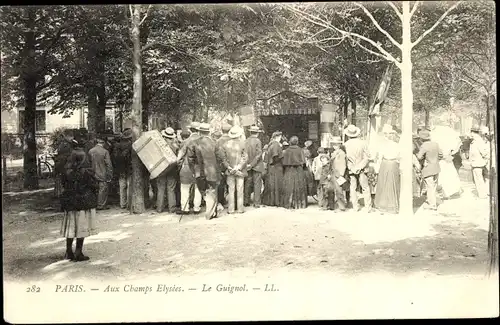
[{"xmin": 1, "ymin": 1, "xmax": 498, "ymax": 322}]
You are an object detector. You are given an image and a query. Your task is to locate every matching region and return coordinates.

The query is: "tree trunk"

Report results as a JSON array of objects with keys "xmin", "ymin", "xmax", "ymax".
[
  {"xmin": 424, "ymin": 109, "xmax": 430, "ymax": 128},
  {"xmin": 174, "ymin": 89, "xmax": 181, "ymax": 130},
  {"xmin": 487, "ymin": 94, "xmax": 498, "ymax": 275},
  {"xmin": 96, "ymin": 82, "xmax": 106, "ymax": 134},
  {"xmin": 22, "ymin": 76, "xmax": 39, "ymax": 190},
  {"xmin": 22, "ymin": 9, "xmax": 39, "ymax": 190},
  {"xmin": 130, "ymin": 5, "xmax": 145, "ymax": 214},
  {"xmin": 226, "ymin": 79, "xmax": 234, "ymax": 115},
  {"xmin": 142, "ymin": 74, "xmax": 150, "ymax": 131},
  {"xmin": 399, "ymin": 2, "xmax": 414, "ymax": 216},
  {"xmin": 350, "ymin": 93, "xmax": 357, "ymax": 127},
  {"xmin": 86, "ymin": 87, "xmax": 98, "ymax": 134}
]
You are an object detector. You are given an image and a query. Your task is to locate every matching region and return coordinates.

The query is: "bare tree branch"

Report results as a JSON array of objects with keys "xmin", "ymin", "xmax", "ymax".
[
  {"xmin": 303, "ymin": 27, "xmax": 329, "ymax": 42},
  {"xmin": 355, "ymin": 40, "xmax": 394, "ymax": 62},
  {"xmin": 275, "ymin": 27, "xmax": 345, "ymax": 47},
  {"xmin": 139, "ymin": 5, "xmax": 152, "ymax": 26},
  {"xmin": 386, "ymin": 1, "xmax": 403, "ymax": 20},
  {"xmin": 411, "ymin": 1, "xmax": 462, "ymax": 48},
  {"xmin": 129, "ymin": 5, "xmax": 134, "ymax": 20},
  {"xmin": 410, "ymin": 1, "xmax": 421, "ymax": 17},
  {"xmin": 354, "ymin": 2, "xmax": 401, "ymax": 49},
  {"xmin": 286, "ymin": 4, "xmax": 401, "ymax": 66}
]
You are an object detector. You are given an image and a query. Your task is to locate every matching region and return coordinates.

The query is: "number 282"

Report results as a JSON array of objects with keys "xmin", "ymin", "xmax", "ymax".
[{"xmin": 26, "ymin": 285, "xmax": 40, "ymax": 293}]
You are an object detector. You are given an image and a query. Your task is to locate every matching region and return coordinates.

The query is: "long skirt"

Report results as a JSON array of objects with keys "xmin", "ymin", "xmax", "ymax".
[
  {"xmin": 438, "ymin": 160, "xmax": 461, "ymax": 198},
  {"xmin": 282, "ymin": 166, "xmax": 308, "ymax": 209},
  {"xmin": 305, "ymin": 168, "xmax": 317, "ymax": 196},
  {"xmin": 60, "ymin": 209, "xmax": 98, "ymax": 238},
  {"xmin": 374, "ymin": 160, "xmax": 400, "ymax": 214},
  {"xmin": 262, "ymin": 164, "xmax": 283, "ymax": 207}
]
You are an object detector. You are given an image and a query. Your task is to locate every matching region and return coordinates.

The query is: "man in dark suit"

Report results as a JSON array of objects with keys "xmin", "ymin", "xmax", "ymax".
[
  {"xmin": 416, "ymin": 129, "xmax": 443, "ymax": 210},
  {"xmin": 244, "ymin": 125, "xmax": 265, "ymax": 208},
  {"xmin": 176, "ymin": 122, "xmax": 201, "ymax": 214},
  {"xmin": 215, "ymin": 123, "xmax": 232, "ymax": 207},
  {"xmin": 113, "ymin": 128, "xmax": 133, "ymax": 209},
  {"xmin": 188, "ymin": 123, "xmax": 220, "ymax": 220},
  {"xmin": 88, "ymin": 135, "xmax": 113, "ymax": 210}
]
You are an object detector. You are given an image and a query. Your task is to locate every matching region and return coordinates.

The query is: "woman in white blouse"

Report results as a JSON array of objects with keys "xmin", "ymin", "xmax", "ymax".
[{"xmin": 374, "ymin": 124, "xmax": 401, "ymax": 214}]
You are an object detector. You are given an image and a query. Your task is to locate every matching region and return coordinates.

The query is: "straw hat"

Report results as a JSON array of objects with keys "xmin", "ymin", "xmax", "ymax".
[
  {"xmin": 480, "ymin": 126, "xmax": 490, "ymax": 135},
  {"xmin": 343, "ymin": 124, "xmax": 361, "ymax": 138},
  {"xmin": 228, "ymin": 126, "xmax": 244, "ymax": 139},
  {"xmin": 197, "ymin": 123, "xmax": 210, "ymax": 132},
  {"xmin": 419, "ymin": 129, "xmax": 431, "ymax": 140},
  {"xmin": 330, "ymin": 136, "xmax": 342, "ymax": 144},
  {"xmin": 248, "ymin": 125, "xmax": 263, "ymax": 133},
  {"xmin": 382, "ymin": 124, "xmax": 395, "ymax": 134},
  {"xmin": 190, "ymin": 122, "xmax": 201, "ymax": 130},
  {"xmin": 271, "ymin": 131, "xmax": 282, "ymax": 138},
  {"xmin": 161, "ymin": 127, "xmax": 176, "ymax": 139}
]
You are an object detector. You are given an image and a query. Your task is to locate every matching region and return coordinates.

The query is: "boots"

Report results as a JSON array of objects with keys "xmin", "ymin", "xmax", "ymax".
[
  {"xmin": 73, "ymin": 238, "xmax": 90, "ymax": 262},
  {"xmin": 64, "ymin": 238, "xmax": 75, "ymax": 260}
]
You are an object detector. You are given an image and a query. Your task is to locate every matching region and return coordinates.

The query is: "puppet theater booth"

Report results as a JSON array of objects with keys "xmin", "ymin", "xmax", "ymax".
[{"xmin": 252, "ymin": 91, "xmax": 321, "ymax": 145}]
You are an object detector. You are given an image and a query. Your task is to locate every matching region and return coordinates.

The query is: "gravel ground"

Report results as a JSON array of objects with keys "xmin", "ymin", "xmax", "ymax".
[{"xmin": 2, "ymin": 177, "xmax": 492, "ymax": 282}]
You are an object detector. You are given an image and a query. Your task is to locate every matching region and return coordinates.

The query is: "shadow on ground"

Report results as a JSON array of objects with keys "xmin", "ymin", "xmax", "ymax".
[{"xmin": 330, "ymin": 222, "xmax": 488, "ymax": 276}]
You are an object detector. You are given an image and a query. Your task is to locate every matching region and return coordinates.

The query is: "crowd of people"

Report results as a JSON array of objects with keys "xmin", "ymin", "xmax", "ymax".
[{"xmin": 52, "ymin": 119, "xmax": 494, "ymax": 262}]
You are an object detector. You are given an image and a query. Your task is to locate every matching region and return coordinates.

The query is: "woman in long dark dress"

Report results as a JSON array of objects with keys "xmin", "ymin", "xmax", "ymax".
[
  {"xmin": 60, "ymin": 141, "xmax": 98, "ymax": 261},
  {"xmin": 282, "ymin": 136, "xmax": 308, "ymax": 209},
  {"xmin": 374, "ymin": 125, "xmax": 401, "ymax": 214},
  {"xmin": 262, "ymin": 131, "xmax": 284, "ymax": 207}
]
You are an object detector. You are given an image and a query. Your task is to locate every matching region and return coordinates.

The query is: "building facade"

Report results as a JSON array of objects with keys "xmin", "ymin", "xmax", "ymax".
[{"xmin": 1, "ymin": 104, "xmax": 119, "ymax": 135}]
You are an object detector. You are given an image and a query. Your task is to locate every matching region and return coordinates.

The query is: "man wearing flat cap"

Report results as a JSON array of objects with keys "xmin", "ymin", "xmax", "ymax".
[
  {"xmin": 88, "ymin": 135, "xmax": 113, "ymax": 210},
  {"xmin": 416, "ymin": 129, "xmax": 443, "ymax": 210},
  {"xmin": 244, "ymin": 125, "xmax": 265, "ymax": 208}
]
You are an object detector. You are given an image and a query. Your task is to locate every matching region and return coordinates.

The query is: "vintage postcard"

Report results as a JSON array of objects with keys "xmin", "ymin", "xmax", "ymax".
[{"xmin": 2, "ymin": 2, "xmax": 498, "ymax": 322}]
